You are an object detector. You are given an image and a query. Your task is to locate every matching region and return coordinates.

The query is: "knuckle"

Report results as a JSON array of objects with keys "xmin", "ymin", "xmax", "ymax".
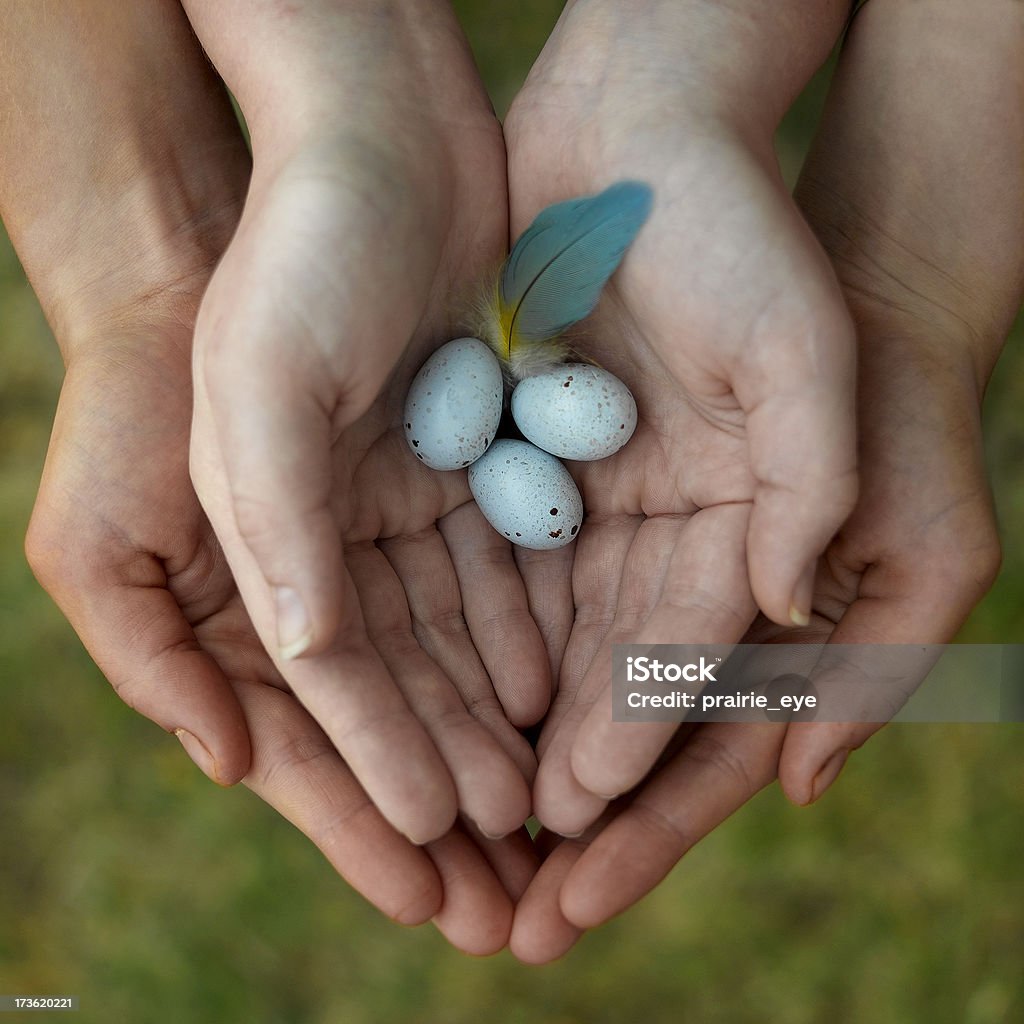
[
  {"xmin": 258, "ymin": 729, "xmax": 336, "ymax": 791},
  {"xmin": 802, "ymin": 464, "xmax": 859, "ymax": 527},
  {"xmin": 943, "ymin": 527, "xmax": 1002, "ymax": 597},
  {"xmin": 661, "ymin": 585, "xmax": 750, "ymax": 632},
  {"xmin": 331, "ymin": 704, "xmax": 417, "ymax": 752},
  {"xmin": 195, "ymin": 317, "xmax": 240, "ymax": 385},
  {"xmin": 367, "ymin": 621, "xmax": 420, "ymax": 659},
  {"xmin": 229, "ymin": 485, "xmax": 336, "ymax": 567},
  {"xmin": 24, "ymin": 510, "xmax": 61, "ymax": 585},
  {"xmin": 24, "ymin": 504, "xmax": 94, "ymax": 593},
  {"xmin": 108, "ymin": 629, "xmax": 199, "ymax": 718},
  {"xmin": 462, "ymin": 544, "xmax": 511, "ymax": 575},
  {"xmin": 460, "ymin": 689, "xmax": 505, "ymax": 724},
  {"xmin": 911, "ymin": 503, "xmax": 1002, "ymax": 603},
  {"xmin": 973, "ymin": 528, "xmax": 1003, "ymax": 591},
  {"xmin": 417, "ymin": 607, "xmax": 469, "ymax": 641},
  {"xmin": 629, "ymin": 800, "xmax": 691, "ymax": 857},
  {"xmin": 684, "ymin": 731, "xmax": 759, "ymax": 795},
  {"xmin": 230, "ymin": 491, "xmax": 285, "ymax": 552},
  {"xmin": 108, "ymin": 672, "xmax": 140, "ymax": 711},
  {"xmin": 472, "ymin": 606, "xmax": 535, "ymax": 649},
  {"xmin": 832, "ymin": 466, "xmax": 859, "ymax": 522},
  {"xmin": 427, "ymin": 702, "xmax": 479, "ymax": 734}
]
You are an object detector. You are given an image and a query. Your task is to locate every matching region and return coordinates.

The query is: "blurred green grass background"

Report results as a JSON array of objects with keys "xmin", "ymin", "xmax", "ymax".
[{"xmin": 2, "ymin": 3, "xmax": 1023, "ymax": 1021}]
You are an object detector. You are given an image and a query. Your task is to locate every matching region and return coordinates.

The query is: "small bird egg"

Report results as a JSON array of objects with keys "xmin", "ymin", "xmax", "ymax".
[
  {"xmin": 511, "ymin": 363, "xmax": 637, "ymax": 461},
  {"xmin": 404, "ymin": 337, "xmax": 503, "ymax": 470},
  {"xmin": 468, "ymin": 439, "xmax": 583, "ymax": 550}
]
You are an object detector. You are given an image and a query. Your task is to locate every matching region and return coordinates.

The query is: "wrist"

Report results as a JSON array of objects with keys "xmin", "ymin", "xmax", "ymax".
[
  {"xmin": 798, "ymin": 0, "xmax": 1024, "ymax": 402},
  {"xmin": 850, "ymin": 287, "xmax": 1003, "ymax": 409},
  {"xmin": 0, "ymin": 0, "xmax": 250, "ymax": 364},
  {"xmin": 513, "ymin": 0, "xmax": 848, "ymax": 152},
  {"xmin": 184, "ymin": 0, "xmax": 497, "ymax": 174},
  {"xmin": 30, "ymin": 163, "xmax": 246, "ymax": 367}
]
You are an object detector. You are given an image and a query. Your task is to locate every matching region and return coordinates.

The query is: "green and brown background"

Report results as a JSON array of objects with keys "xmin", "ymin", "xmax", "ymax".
[{"xmin": 2, "ymin": 4, "xmax": 1022, "ymax": 1021}]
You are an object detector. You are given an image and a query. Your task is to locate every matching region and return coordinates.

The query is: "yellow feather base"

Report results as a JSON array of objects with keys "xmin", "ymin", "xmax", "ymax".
[{"xmin": 470, "ymin": 275, "xmax": 569, "ymax": 384}]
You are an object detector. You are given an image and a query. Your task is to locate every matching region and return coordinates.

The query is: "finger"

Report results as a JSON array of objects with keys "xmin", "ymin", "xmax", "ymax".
[
  {"xmin": 427, "ymin": 827, "xmax": 515, "ymax": 956},
  {"xmin": 528, "ymin": 512, "xmax": 638, "ymax": 782},
  {"xmin": 191, "ymin": 403, "xmax": 460, "ymax": 844},
  {"xmin": 509, "ymin": 838, "xmax": 588, "ymax": 965},
  {"xmin": 349, "ymin": 544, "xmax": 531, "ymax": 839},
  {"xmin": 25, "ymin": 522, "xmax": 250, "ymax": 786},
  {"xmin": 438, "ymin": 502, "xmax": 552, "ymax": 727},
  {"xmin": 512, "ymin": 734, "xmax": 704, "ymax": 963},
  {"xmin": 778, "ymin": 582, "xmax": 977, "ymax": 806},
  {"xmin": 189, "ymin": 173, "xmax": 404, "ymax": 666},
  {"xmin": 561, "ymin": 722, "xmax": 783, "ymax": 928},
  {"xmin": 570, "ymin": 504, "xmax": 756, "ymax": 803},
  {"xmin": 546, "ymin": 514, "xmax": 641, "ymax": 733},
  {"xmin": 530, "ymin": 516, "xmax": 672, "ymax": 836},
  {"xmin": 465, "ymin": 822, "xmax": 541, "ymax": 903},
  {"xmin": 532, "ymin": 729, "xmax": 610, "ymax": 839},
  {"xmin": 512, "ymin": 542, "xmax": 577, "ymax": 702},
  {"xmin": 267, "ymin": 569, "xmax": 461, "ymax": 844},
  {"xmin": 234, "ymin": 680, "xmax": 441, "ymax": 926},
  {"xmin": 778, "ymin": 390, "xmax": 1001, "ymax": 807},
  {"xmin": 197, "ymin": 321, "xmax": 345, "ymax": 662},
  {"xmin": 741, "ymin": 305, "xmax": 858, "ymax": 628},
  {"xmin": 381, "ymin": 520, "xmax": 537, "ymax": 781}
]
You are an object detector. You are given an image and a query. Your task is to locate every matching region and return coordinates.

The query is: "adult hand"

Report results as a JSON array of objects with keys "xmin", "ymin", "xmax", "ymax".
[
  {"xmin": 3, "ymin": 0, "xmax": 537, "ymax": 955},
  {"xmin": 31, "ymin": 337, "xmax": 535, "ymax": 955},
  {"xmin": 183, "ymin": 0, "xmax": 546, "ymax": 846},
  {"xmin": 503, "ymin": 0, "xmax": 858, "ymax": 836},
  {"xmin": 1, "ymin": 0, "xmax": 255, "ymax": 788},
  {"xmin": 507, "ymin": 0, "xmax": 1024, "ymax": 963}
]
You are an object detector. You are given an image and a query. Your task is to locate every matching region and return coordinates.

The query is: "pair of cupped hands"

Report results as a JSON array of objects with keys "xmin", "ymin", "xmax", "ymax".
[{"xmin": 21, "ymin": 1, "xmax": 1015, "ymax": 963}]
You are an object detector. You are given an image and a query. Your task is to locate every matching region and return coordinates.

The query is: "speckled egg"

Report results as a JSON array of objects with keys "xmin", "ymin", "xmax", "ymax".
[
  {"xmin": 404, "ymin": 337, "xmax": 504, "ymax": 470},
  {"xmin": 511, "ymin": 363, "xmax": 637, "ymax": 461},
  {"xmin": 468, "ymin": 440, "xmax": 584, "ymax": 550}
]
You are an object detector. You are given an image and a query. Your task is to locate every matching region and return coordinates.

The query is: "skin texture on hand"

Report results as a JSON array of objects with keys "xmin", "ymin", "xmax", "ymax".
[
  {"xmin": 503, "ymin": 0, "xmax": 858, "ymax": 838},
  {"xmin": 4, "ymin": 0, "xmax": 540, "ymax": 955},
  {"xmin": 8, "ymin": 0, "xmax": 1021, "ymax": 965},
  {"xmin": 182, "ymin": 0, "xmax": 548, "ymax": 846},
  {"xmin": 31, "ymin": 330, "xmax": 537, "ymax": 955},
  {"xmin": 507, "ymin": 0, "xmax": 1024, "ymax": 963},
  {"xmin": 2, "ymin": 0, "xmax": 255, "ymax": 784},
  {"xmin": 776, "ymin": 0, "xmax": 1024, "ymax": 798}
]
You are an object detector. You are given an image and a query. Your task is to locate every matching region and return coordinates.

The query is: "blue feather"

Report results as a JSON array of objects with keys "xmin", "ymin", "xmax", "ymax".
[{"xmin": 500, "ymin": 181, "xmax": 653, "ymax": 344}]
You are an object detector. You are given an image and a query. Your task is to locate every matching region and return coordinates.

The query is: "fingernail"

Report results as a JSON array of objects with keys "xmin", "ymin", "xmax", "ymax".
[
  {"xmin": 810, "ymin": 749, "xmax": 849, "ymax": 802},
  {"xmin": 275, "ymin": 586, "xmax": 313, "ymax": 660},
  {"xmin": 175, "ymin": 729, "xmax": 219, "ymax": 783},
  {"xmin": 478, "ymin": 826, "xmax": 512, "ymax": 841},
  {"xmin": 789, "ymin": 560, "xmax": 816, "ymax": 627}
]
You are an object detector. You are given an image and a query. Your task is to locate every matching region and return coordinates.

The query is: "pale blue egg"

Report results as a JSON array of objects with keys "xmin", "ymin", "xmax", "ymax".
[
  {"xmin": 511, "ymin": 363, "xmax": 636, "ymax": 461},
  {"xmin": 404, "ymin": 338, "xmax": 503, "ymax": 470},
  {"xmin": 469, "ymin": 440, "xmax": 583, "ymax": 549}
]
